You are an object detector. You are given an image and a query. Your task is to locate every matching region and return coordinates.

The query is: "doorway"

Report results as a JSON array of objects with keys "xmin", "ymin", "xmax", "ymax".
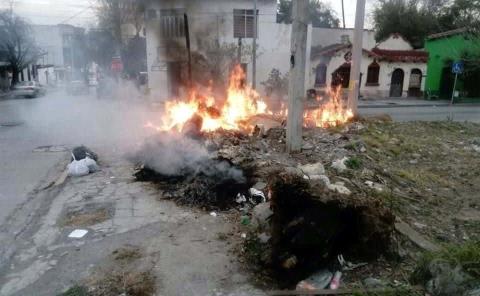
[
  {"xmin": 390, "ymin": 69, "xmax": 404, "ymax": 97},
  {"xmin": 408, "ymin": 68, "xmax": 422, "ymax": 97}
]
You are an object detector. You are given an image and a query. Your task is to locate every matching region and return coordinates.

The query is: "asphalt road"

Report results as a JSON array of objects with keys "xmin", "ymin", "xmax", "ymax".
[
  {"xmin": 0, "ymin": 89, "xmax": 158, "ymax": 226},
  {"xmin": 359, "ymin": 105, "xmax": 480, "ymax": 122}
]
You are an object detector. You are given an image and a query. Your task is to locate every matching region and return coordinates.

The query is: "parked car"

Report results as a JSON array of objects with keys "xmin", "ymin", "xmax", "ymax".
[
  {"xmin": 12, "ymin": 81, "xmax": 46, "ymax": 98},
  {"xmin": 67, "ymin": 80, "xmax": 89, "ymax": 95}
]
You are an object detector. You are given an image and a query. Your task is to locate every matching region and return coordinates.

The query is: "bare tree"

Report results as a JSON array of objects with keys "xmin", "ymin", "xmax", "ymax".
[
  {"xmin": 97, "ymin": 0, "xmax": 145, "ymax": 45},
  {"xmin": 0, "ymin": 11, "xmax": 41, "ymax": 85}
]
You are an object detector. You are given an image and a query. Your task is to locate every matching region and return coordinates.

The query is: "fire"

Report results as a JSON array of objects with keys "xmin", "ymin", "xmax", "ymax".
[
  {"xmin": 155, "ymin": 64, "xmax": 353, "ymax": 133},
  {"xmin": 304, "ymin": 87, "xmax": 354, "ymax": 128}
]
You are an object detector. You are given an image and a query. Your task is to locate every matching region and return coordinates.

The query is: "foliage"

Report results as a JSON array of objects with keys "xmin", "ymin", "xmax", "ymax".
[
  {"xmin": 373, "ymin": 0, "xmax": 437, "ymax": 48},
  {"xmin": 97, "ymin": 0, "xmax": 146, "ymax": 44},
  {"xmin": 373, "ymin": 0, "xmax": 480, "ymax": 48},
  {"xmin": 346, "ymin": 157, "xmax": 362, "ymax": 170},
  {"xmin": 0, "ymin": 11, "xmax": 41, "ymax": 85},
  {"xmin": 277, "ymin": 0, "xmax": 340, "ymax": 28},
  {"xmin": 261, "ymin": 68, "xmax": 289, "ymax": 98},
  {"xmin": 412, "ymin": 241, "xmax": 480, "ymax": 282},
  {"xmin": 57, "ymin": 285, "xmax": 88, "ymax": 296}
]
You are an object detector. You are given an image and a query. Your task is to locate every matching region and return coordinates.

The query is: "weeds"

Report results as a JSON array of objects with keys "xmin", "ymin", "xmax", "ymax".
[{"xmin": 346, "ymin": 157, "xmax": 362, "ymax": 170}]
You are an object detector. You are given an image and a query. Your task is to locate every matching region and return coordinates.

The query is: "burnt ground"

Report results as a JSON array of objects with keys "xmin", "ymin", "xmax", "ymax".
[{"xmin": 130, "ymin": 117, "xmax": 480, "ymax": 294}]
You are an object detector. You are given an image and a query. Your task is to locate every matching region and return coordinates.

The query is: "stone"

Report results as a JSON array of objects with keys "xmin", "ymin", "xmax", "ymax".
[
  {"xmin": 328, "ymin": 182, "xmax": 351, "ymax": 195},
  {"xmin": 257, "ymin": 232, "xmax": 271, "ymax": 244},
  {"xmin": 284, "ymin": 167, "xmax": 304, "ymax": 177},
  {"xmin": 309, "ymin": 174, "xmax": 330, "ymax": 186},
  {"xmin": 363, "ymin": 277, "xmax": 387, "ymax": 288},
  {"xmin": 331, "ymin": 157, "xmax": 348, "ymax": 173},
  {"xmin": 302, "ymin": 143, "xmax": 314, "ymax": 150},
  {"xmin": 251, "ymin": 202, "xmax": 273, "ymax": 231},
  {"xmin": 298, "ymin": 162, "xmax": 325, "ymax": 177},
  {"xmin": 365, "ymin": 181, "xmax": 384, "ymax": 192}
]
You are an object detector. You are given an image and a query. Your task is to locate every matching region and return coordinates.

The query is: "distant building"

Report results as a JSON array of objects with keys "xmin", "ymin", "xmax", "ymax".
[
  {"xmin": 310, "ymin": 33, "xmax": 428, "ymax": 98},
  {"xmin": 32, "ymin": 24, "xmax": 86, "ymax": 84},
  {"xmin": 425, "ymin": 28, "xmax": 480, "ymax": 99}
]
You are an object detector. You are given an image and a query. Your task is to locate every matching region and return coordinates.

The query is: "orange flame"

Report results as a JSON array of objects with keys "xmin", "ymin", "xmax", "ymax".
[
  {"xmin": 155, "ymin": 65, "xmax": 353, "ymax": 133},
  {"xmin": 304, "ymin": 87, "xmax": 354, "ymax": 128}
]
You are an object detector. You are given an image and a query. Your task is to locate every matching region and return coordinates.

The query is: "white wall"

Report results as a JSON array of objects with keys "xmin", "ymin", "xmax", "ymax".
[
  {"xmin": 310, "ymin": 47, "xmax": 427, "ymax": 98},
  {"xmin": 145, "ymin": 0, "xmax": 290, "ymax": 100},
  {"xmin": 376, "ymin": 35, "xmax": 413, "ymax": 50},
  {"xmin": 33, "ymin": 25, "xmax": 64, "ymax": 67}
]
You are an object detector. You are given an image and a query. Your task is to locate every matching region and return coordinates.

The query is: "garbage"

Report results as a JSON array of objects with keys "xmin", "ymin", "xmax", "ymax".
[
  {"xmin": 240, "ymin": 233, "xmax": 247, "ymax": 238},
  {"xmin": 329, "ymin": 271, "xmax": 342, "ymax": 290},
  {"xmin": 209, "ymin": 212, "xmax": 217, "ymax": 217},
  {"xmin": 251, "ymin": 202, "xmax": 273, "ymax": 231},
  {"xmin": 67, "ymin": 154, "xmax": 99, "ymax": 177},
  {"xmin": 296, "ymin": 269, "xmax": 333, "ymax": 291},
  {"xmin": 363, "ymin": 277, "xmax": 387, "ymax": 288},
  {"xmin": 236, "ymin": 193, "xmax": 247, "ymax": 204},
  {"xmin": 331, "ymin": 157, "xmax": 348, "ymax": 173},
  {"xmin": 338, "ymin": 254, "xmax": 367, "ymax": 271},
  {"xmin": 249, "ymin": 188, "xmax": 266, "ymax": 204},
  {"xmin": 68, "ymin": 229, "xmax": 88, "ymax": 238},
  {"xmin": 240, "ymin": 216, "xmax": 250, "ymax": 225},
  {"xmin": 68, "ymin": 157, "xmax": 90, "ymax": 177},
  {"xmin": 298, "ymin": 162, "xmax": 325, "ymax": 177},
  {"xmin": 72, "ymin": 145, "xmax": 98, "ymax": 161}
]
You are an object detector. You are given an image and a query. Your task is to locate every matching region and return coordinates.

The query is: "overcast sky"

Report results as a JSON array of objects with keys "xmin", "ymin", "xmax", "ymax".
[{"xmin": 0, "ymin": 0, "xmax": 375, "ymax": 29}]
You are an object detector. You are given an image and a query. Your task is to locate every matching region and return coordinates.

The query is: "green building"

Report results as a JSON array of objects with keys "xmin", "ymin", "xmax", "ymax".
[{"xmin": 425, "ymin": 28, "xmax": 480, "ymax": 99}]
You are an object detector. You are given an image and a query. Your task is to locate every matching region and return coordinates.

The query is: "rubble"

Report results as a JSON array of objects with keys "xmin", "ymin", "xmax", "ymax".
[{"xmin": 331, "ymin": 157, "xmax": 348, "ymax": 173}]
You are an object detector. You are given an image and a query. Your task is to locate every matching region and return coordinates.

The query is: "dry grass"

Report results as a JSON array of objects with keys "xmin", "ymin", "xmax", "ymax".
[
  {"xmin": 87, "ymin": 269, "xmax": 155, "ymax": 296},
  {"xmin": 112, "ymin": 246, "xmax": 143, "ymax": 262},
  {"xmin": 62, "ymin": 208, "xmax": 109, "ymax": 227}
]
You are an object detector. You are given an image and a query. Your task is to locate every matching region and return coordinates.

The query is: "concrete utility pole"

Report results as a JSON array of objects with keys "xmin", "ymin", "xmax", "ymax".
[
  {"xmin": 252, "ymin": 0, "xmax": 257, "ymax": 89},
  {"xmin": 347, "ymin": 0, "xmax": 367, "ymax": 116},
  {"xmin": 341, "ymin": 0, "xmax": 346, "ymax": 28},
  {"xmin": 286, "ymin": 0, "xmax": 308, "ymax": 153}
]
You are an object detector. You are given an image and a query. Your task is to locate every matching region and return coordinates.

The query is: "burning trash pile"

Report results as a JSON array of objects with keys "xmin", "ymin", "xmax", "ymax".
[{"xmin": 130, "ymin": 64, "xmax": 395, "ymax": 288}]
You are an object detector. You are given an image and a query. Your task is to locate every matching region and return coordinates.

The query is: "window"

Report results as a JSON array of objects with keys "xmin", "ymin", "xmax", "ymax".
[
  {"xmin": 234, "ymin": 9, "xmax": 258, "ymax": 38},
  {"xmin": 314, "ymin": 63, "xmax": 327, "ymax": 86},
  {"xmin": 160, "ymin": 9, "xmax": 185, "ymax": 38},
  {"xmin": 366, "ymin": 61, "xmax": 380, "ymax": 85}
]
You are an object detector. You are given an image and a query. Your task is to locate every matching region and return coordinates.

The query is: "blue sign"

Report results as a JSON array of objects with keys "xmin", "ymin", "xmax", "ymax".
[{"xmin": 452, "ymin": 61, "xmax": 464, "ymax": 74}]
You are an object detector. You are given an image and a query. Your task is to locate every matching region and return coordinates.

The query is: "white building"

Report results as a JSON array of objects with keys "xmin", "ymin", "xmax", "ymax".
[
  {"xmin": 144, "ymin": 0, "xmax": 428, "ymax": 100},
  {"xmin": 310, "ymin": 33, "xmax": 428, "ymax": 98},
  {"xmin": 144, "ymin": 0, "xmax": 292, "ymax": 99}
]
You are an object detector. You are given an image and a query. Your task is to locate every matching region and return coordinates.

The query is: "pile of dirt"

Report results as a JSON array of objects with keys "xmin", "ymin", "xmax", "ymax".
[{"xmin": 267, "ymin": 170, "xmax": 395, "ymax": 285}]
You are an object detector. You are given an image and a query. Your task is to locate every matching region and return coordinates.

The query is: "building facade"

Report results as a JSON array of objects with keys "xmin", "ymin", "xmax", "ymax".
[
  {"xmin": 425, "ymin": 28, "xmax": 480, "ymax": 99},
  {"xmin": 32, "ymin": 24, "xmax": 86, "ymax": 84},
  {"xmin": 144, "ymin": 0, "xmax": 293, "ymax": 99},
  {"xmin": 309, "ymin": 34, "xmax": 428, "ymax": 98}
]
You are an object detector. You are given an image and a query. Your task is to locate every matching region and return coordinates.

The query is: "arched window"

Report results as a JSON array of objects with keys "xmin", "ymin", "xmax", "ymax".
[
  {"xmin": 366, "ymin": 61, "xmax": 380, "ymax": 85},
  {"xmin": 315, "ymin": 63, "xmax": 327, "ymax": 86}
]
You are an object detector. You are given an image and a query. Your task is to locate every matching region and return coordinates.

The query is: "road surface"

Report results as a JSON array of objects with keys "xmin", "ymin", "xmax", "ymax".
[
  {"xmin": 0, "ymin": 89, "xmax": 158, "ymax": 226},
  {"xmin": 360, "ymin": 105, "xmax": 480, "ymax": 123}
]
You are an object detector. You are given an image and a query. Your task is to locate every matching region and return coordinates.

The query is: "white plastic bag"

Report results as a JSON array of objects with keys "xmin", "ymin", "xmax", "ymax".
[
  {"xmin": 82, "ymin": 156, "xmax": 99, "ymax": 172},
  {"xmin": 68, "ymin": 159, "xmax": 90, "ymax": 177}
]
